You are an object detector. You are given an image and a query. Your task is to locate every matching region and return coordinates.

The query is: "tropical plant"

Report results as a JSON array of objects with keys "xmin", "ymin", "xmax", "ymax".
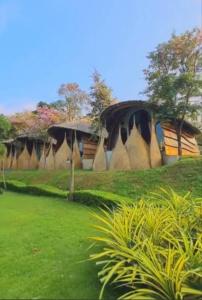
[{"xmin": 89, "ymin": 189, "xmax": 202, "ymax": 299}]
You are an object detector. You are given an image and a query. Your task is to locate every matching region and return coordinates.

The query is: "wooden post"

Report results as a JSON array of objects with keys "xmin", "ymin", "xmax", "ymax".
[
  {"xmin": 68, "ymin": 156, "xmax": 75, "ymax": 201},
  {"xmin": 68, "ymin": 130, "xmax": 75, "ymax": 201}
]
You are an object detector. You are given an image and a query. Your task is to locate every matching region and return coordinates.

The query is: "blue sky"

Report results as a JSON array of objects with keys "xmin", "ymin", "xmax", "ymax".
[{"xmin": 0, "ymin": 0, "xmax": 201, "ymax": 114}]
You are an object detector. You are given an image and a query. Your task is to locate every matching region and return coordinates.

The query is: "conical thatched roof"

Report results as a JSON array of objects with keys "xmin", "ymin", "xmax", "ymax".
[
  {"xmin": 126, "ymin": 125, "xmax": 150, "ymax": 170},
  {"xmin": 18, "ymin": 145, "xmax": 30, "ymax": 169},
  {"xmin": 150, "ymin": 121, "xmax": 162, "ymax": 168},
  {"xmin": 45, "ymin": 145, "xmax": 55, "ymax": 170},
  {"xmin": 39, "ymin": 146, "xmax": 46, "ymax": 169},
  {"xmin": 5, "ymin": 150, "xmax": 12, "ymax": 169},
  {"xmin": 72, "ymin": 135, "xmax": 82, "ymax": 169},
  {"xmin": 93, "ymin": 137, "xmax": 107, "ymax": 171},
  {"xmin": 11, "ymin": 151, "xmax": 18, "ymax": 170},
  {"xmin": 109, "ymin": 129, "xmax": 131, "ymax": 171},
  {"xmin": 29, "ymin": 144, "xmax": 39, "ymax": 169},
  {"xmin": 55, "ymin": 134, "xmax": 72, "ymax": 169}
]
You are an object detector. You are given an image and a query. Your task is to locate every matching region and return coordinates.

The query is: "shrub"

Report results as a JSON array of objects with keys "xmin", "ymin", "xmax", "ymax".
[
  {"xmin": 74, "ymin": 190, "xmax": 132, "ymax": 207},
  {"xmin": 0, "ymin": 180, "xmax": 131, "ymax": 207},
  {"xmin": 89, "ymin": 188, "xmax": 202, "ymax": 300}
]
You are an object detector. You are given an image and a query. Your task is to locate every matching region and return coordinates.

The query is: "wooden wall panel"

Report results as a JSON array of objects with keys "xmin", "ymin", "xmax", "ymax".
[
  {"xmin": 162, "ymin": 127, "xmax": 200, "ymax": 156},
  {"xmin": 83, "ymin": 140, "xmax": 97, "ymax": 159}
]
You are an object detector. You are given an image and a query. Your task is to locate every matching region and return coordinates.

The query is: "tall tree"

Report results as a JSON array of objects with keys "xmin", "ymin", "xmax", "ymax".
[
  {"xmin": 144, "ymin": 28, "xmax": 202, "ymax": 157},
  {"xmin": 89, "ymin": 71, "xmax": 116, "ymax": 133},
  {"xmin": 58, "ymin": 83, "xmax": 89, "ymax": 121}
]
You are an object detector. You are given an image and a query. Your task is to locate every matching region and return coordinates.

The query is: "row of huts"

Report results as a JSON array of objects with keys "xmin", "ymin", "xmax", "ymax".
[{"xmin": 3, "ymin": 100, "xmax": 201, "ymax": 171}]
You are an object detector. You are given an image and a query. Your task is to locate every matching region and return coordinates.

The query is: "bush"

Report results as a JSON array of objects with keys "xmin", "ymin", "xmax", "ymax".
[
  {"xmin": 0, "ymin": 180, "xmax": 131, "ymax": 207},
  {"xmin": 90, "ymin": 188, "xmax": 202, "ymax": 300},
  {"xmin": 74, "ymin": 190, "xmax": 132, "ymax": 207}
]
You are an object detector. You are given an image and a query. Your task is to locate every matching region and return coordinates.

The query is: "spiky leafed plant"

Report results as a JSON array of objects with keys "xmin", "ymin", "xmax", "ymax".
[{"xmin": 89, "ymin": 189, "xmax": 202, "ymax": 300}]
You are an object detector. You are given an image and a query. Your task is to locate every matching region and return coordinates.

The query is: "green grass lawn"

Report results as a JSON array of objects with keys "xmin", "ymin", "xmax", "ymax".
[
  {"xmin": 0, "ymin": 192, "xmax": 118, "ymax": 300},
  {"xmin": 6, "ymin": 157, "xmax": 202, "ymax": 199}
]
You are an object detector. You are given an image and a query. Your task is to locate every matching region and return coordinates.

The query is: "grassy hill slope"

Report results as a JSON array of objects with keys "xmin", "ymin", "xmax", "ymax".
[
  {"xmin": 5, "ymin": 157, "xmax": 202, "ymax": 200},
  {"xmin": 0, "ymin": 192, "xmax": 117, "ymax": 299}
]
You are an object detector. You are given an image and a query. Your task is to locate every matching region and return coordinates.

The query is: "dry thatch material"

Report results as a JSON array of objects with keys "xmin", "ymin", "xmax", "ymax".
[
  {"xmin": 45, "ymin": 145, "xmax": 55, "ymax": 170},
  {"xmin": 55, "ymin": 135, "xmax": 72, "ymax": 169},
  {"xmin": 39, "ymin": 147, "xmax": 46, "ymax": 169},
  {"xmin": 150, "ymin": 121, "xmax": 162, "ymax": 168},
  {"xmin": 126, "ymin": 125, "xmax": 150, "ymax": 170},
  {"xmin": 72, "ymin": 136, "xmax": 82, "ymax": 169},
  {"xmin": 29, "ymin": 144, "xmax": 39, "ymax": 169},
  {"xmin": 109, "ymin": 129, "xmax": 131, "ymax": 170},
  {"xmin": 18, "ymin": 145, "xmax": 30, "ymax": 169},
  {"xmin": 5, "ymin": 151, "xmax": 12, "ymax": 169},
  {"xmin": 11, "ymin": 151, "xmax": 18, "ymax": 169},
  {"xmin": 93, "ymin": 137, "xmax": 107, "ymax": 171}
]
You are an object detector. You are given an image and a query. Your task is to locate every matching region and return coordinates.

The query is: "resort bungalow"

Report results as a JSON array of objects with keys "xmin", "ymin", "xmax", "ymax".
[
  {"xmin": 93, "ymin": 100, "xmax": 201, "ymax": 171},
  {"xmin": 47, "ymin": 119, "xmax": 98, "ymax": 170},
  {"xmin": 3, "ymin": 134, "xmax": 47, "ymax": 170}
]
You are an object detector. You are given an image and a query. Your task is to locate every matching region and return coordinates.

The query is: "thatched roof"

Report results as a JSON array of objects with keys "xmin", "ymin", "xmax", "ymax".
[
  {"xmin": 48, "ymin": 120, "xmax": 97, "ymax": 137},
  {"xmin": 101, "ymin": 100, "xmax": 200, "ymax": 136},
  {"xmin": 101, "ymin": 100, "xmax": 157, "ymax": 123},
  {"xmin": 16, "ymin": 133, "xmax": 45, "ymax": 142},
  {"xmin": 2, "ymin": 138, "xmax": 15, "ymax": 144}
]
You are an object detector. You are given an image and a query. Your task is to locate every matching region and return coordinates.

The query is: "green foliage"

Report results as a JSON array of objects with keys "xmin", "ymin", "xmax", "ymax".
[
  {"xmin": 0, "ymin": 180, "xmax": 131, "ymax": 207},
  {"xmin": 89, "ymin": 70, "xmax": 116, "ymax": 133},
  {"xmin": 0, "ymin": 180, "xmax": 67, "ymax": 198},
  {"xmin": 0, "ymin": 114, "xmax": 12, "ymax": 140},
  {"xmin": 74, "ymin": 190, "xmax": 132, "ymax": 207},
  {"xmin": 90, "ymin": 188, "xmax": 202, "ymax": 299},
  {"xmin": 5, "ymin": 157, "xmax": 202, "ymax": 200},
  {"xmin": 144, "ymin": 28, "xmax": 202, "ymax": 156},
  {"xmin": 0, "ymin": 143, "xmax": 6, "ymax": 158}
]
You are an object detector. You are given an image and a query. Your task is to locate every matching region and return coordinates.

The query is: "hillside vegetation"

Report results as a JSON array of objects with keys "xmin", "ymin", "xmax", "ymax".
[{"xmin": 5, "ymin": 157, "xmax": 202, "ymax": 200}]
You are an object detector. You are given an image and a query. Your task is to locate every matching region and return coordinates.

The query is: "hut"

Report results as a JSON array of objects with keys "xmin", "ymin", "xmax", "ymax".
[
  {"xmin": 2, "ymin": 134, "xmax": 47, "ymax": 170},
  {"xmin": 94, "ymin": 100, "xmax": 200, "ymax": 171},
  {"xmin": 48, "ymin": 120, "xmax": 98, "ymax": 170},
  {"xmin": 2, "ymin": 139, "xmax": 14, "ymax": 169}
]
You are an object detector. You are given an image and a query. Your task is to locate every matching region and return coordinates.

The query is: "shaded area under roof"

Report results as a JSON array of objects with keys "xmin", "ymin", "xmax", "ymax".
[
  {"xmin": 48, "ymin": 120, "xmax": 97, "ymax": 137},
  {"xmin": 101, "ymin": 100, "xmax": 158, "ymax": 123},
  {"xmin": 101, "ymin": 100, "xmax": 201, "ymax": 136}
]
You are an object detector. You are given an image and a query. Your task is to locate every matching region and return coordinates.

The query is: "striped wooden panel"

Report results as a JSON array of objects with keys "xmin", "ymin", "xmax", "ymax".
[
  {"xmin": 83, "ymin": 154, "xmax": 95, "ymax": 159},
  {"xmin": 164, "ymin": 136, "xmax": 198, "ymax": 152},
  {"xmin": 163, "ymin": 129, "xmax": 198, "ymax": 147},
  {"xmin": 163, "ymin": 127, "xmax": 200, "ymax": 156},
  {"xmin": 83, "ymin": 144, "xmax": 97, "ymax": 150},
  {"xmin": 83, "ymin": 141, "xmax": 97, "ymax": 158}
]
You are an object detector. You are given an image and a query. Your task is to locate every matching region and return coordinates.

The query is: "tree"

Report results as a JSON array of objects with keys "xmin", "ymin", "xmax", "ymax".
[
  {"xmin": 58, "ymin": 83, "xmax": 89, "ymax": 121},
  {"xmin": 36, "ymin": 101, "xmax": 50, "ymax": 108},
  {"xmin": 89, "ymin": 70, "xmax": 117, "ymax": 133},
  {"xmin": 144, "ymin": 28, "xmax": 202, "ymax": 157},
  {"xmin": 0, "ymin": 114, "xmax": 12, "ymax": 140},
  {"xmin": 9, "ymin": 106, "xmax": 65, "ymax": 138}
]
